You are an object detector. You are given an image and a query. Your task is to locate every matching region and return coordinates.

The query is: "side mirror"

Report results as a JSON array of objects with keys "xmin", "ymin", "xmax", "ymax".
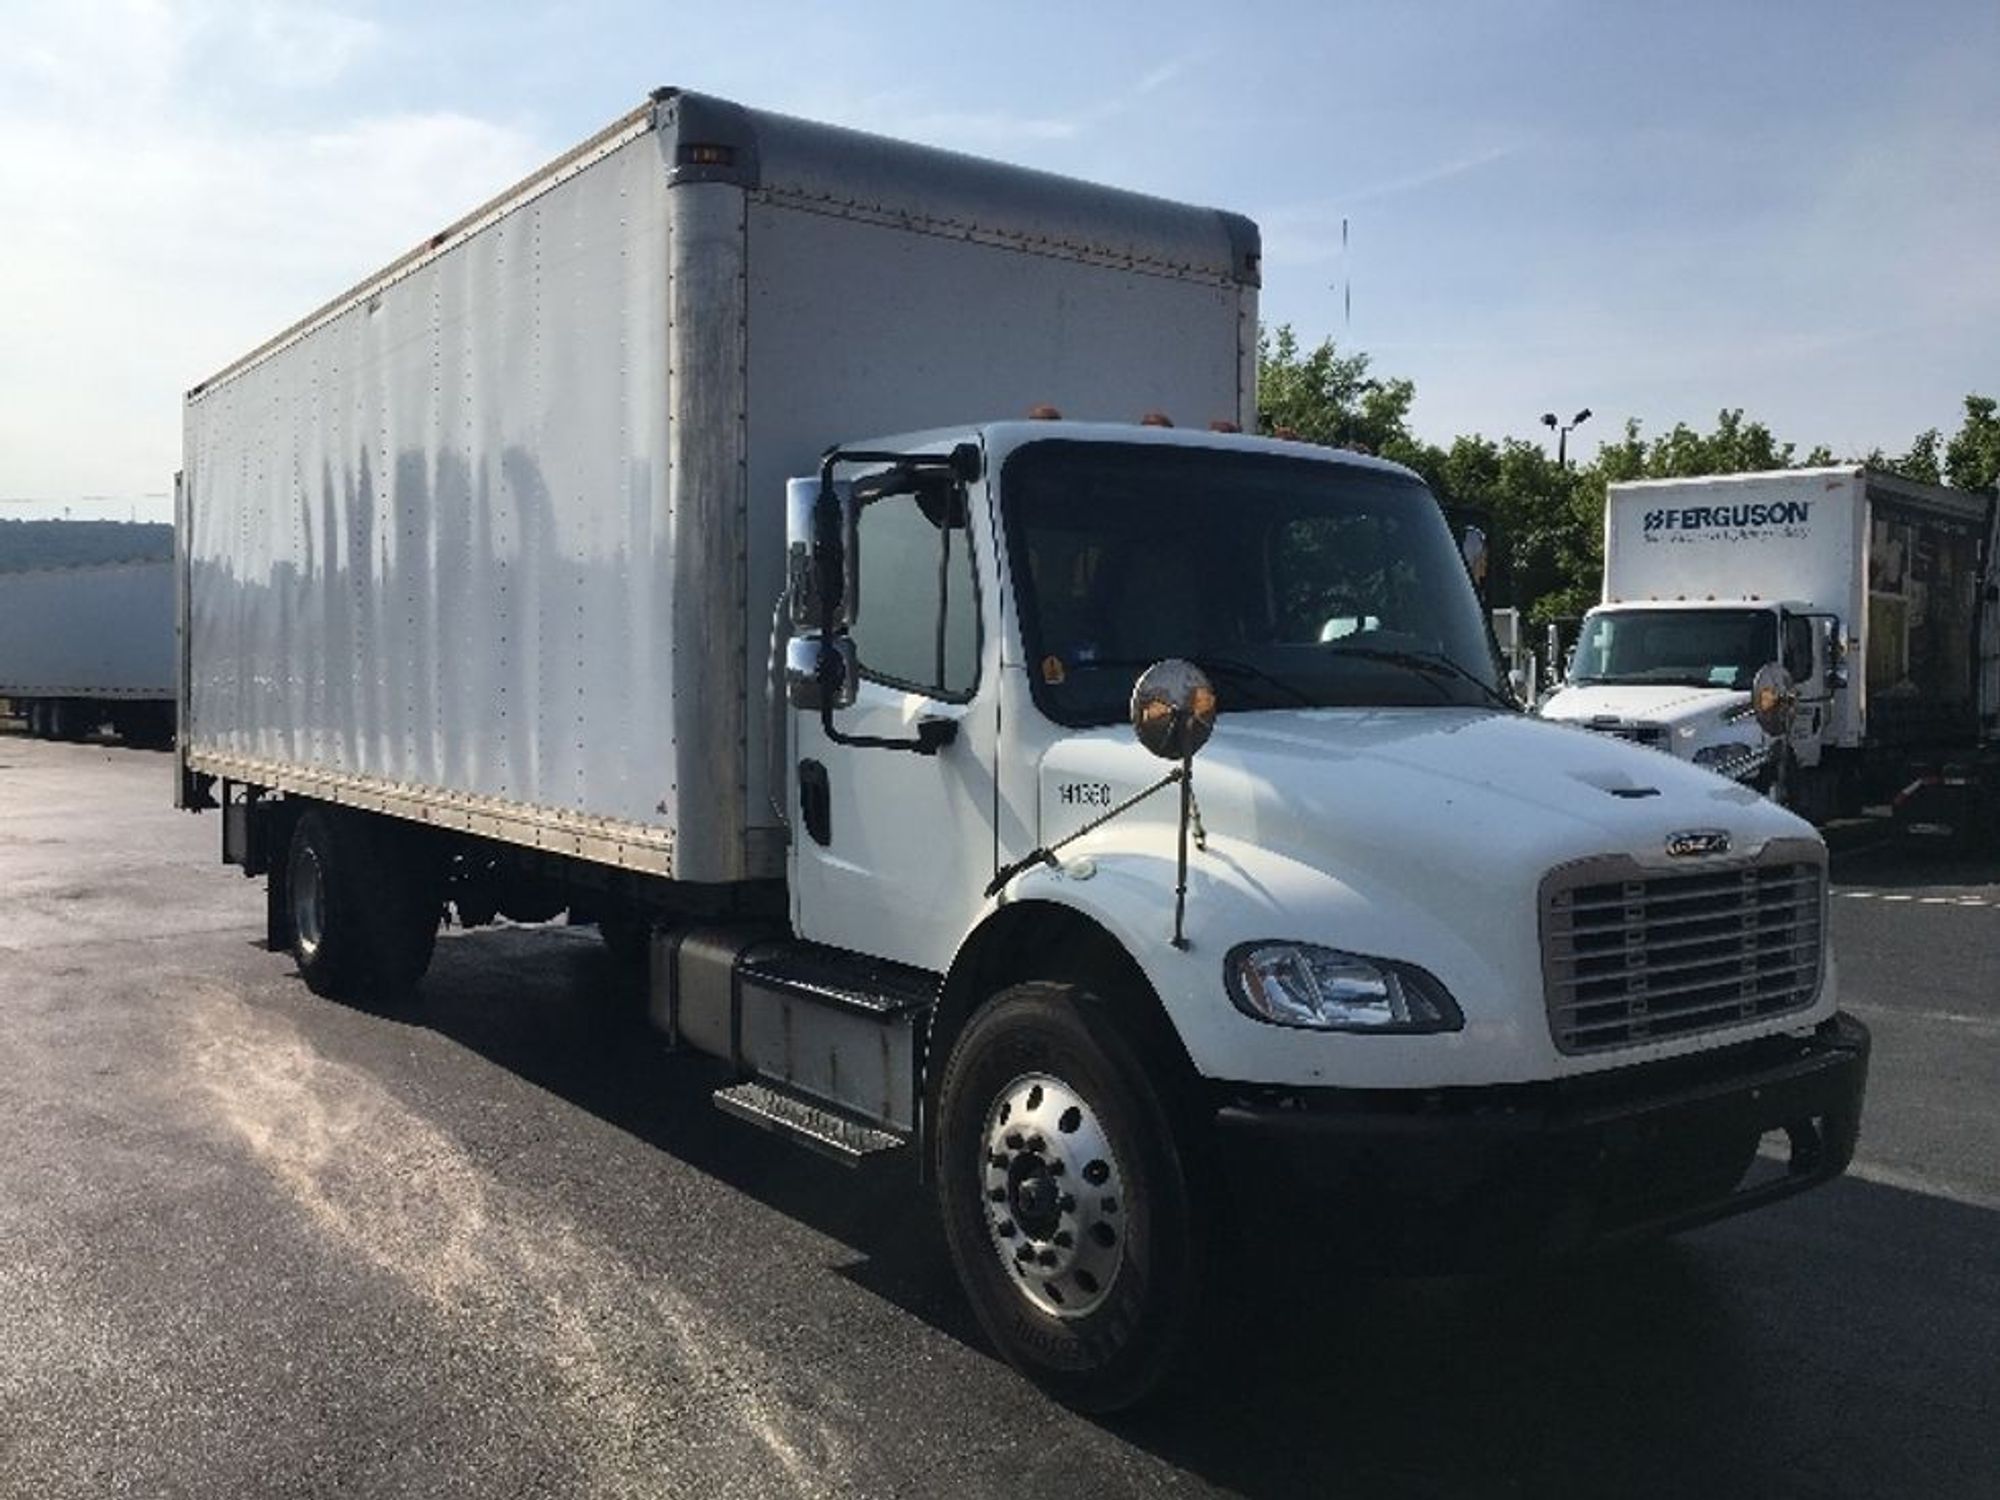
[
  {"xmin": 1823, "ymin": 616, "xmax": 1849, "ymax": 691},
  {"xmin": 1751, "ymin": 662, "xmax": 1799, "ymax": 737},
  {"xmin": 785, "ymin": 635, "xmax": 857, "ymax": 712},
  {"xmin": 1544, "ymin": 622, "xmax": 1563, "ymax": 685},
  {"xmin": 1460, "ymin": 526, "xmax": 1489, "ymax": 587},
  {"xmin": 1130, "ymin": 659, "xmax": 1217, "ymax": 761},
  {"xmin": 785, "ymin": 477, "xmax": 859, "ymax": 632}
]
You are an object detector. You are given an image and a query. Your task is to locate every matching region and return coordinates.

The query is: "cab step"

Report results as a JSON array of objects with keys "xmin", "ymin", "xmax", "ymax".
[{"xmin": 712, "ymin": 1081, "xmax": 907, "ymax": 1167}]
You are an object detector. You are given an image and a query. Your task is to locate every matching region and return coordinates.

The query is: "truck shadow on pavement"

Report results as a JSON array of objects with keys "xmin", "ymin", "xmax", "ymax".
[{"xmin": 402, "ymin": 927, "xmax": 1997, "ymax": 1500}]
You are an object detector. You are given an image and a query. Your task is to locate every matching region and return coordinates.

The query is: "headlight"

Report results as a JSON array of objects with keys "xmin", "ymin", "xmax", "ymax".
[{"xmin": 1225, "ymin": 943, "xmax": 1464, "ymax": 1033}]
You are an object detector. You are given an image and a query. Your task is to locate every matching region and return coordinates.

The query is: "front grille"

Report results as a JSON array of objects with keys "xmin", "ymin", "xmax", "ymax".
[
  {"xmin": 1541, "ymin": 843, "xmax": 1825, "ymax": 1055},
  {"xmin": 1586, "ymin": 720, "xmax": 1667, "ymax": 748}
]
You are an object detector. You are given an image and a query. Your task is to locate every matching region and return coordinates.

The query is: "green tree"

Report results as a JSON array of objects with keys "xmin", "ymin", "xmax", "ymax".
[
  {"xmin": 1869, "ymin": 429, "xmax": 1942, "ymax": 485},
  {"xmin": 1255, "ymin": 325, "xmax": 1413, "ymax": 451},
  {"xmin": 1944, "ymin": 395, "xmax": 2000, "ymax": 492},
  {"xmin": 1253, "ymin": 325, "xmax": 1996, "ymax": 629}
]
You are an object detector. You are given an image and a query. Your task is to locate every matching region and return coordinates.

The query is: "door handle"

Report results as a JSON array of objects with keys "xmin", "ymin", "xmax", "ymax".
[{"xmin": 798, "ymin": 759, "xmax": 831, "ymax": 846}]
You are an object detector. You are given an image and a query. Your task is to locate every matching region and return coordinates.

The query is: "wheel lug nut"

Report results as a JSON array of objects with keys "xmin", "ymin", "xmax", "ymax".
[
  {"xmin": 1005, "ymin": 1132, "xmax": 1024, "ymax": 1150},
  {"xmin": 988, "ymin": 1187, "xmax": 1006, "ymax": 1203},
  {"xmin": 1053, "ymin": 1230, "xmax": 1073, "ymax": 1249},
  {"xmin": 1047, "ymin": 1159, "xmax": 1065, "ymax": 1176},
  {"xmin": 1082, "ymin": 1159, "xmax": 1109, "ymax": 1185},
  {"xmin": 1058, "ymin": 1194, "xmax": 1076, "ymax": 1213},
  {"xmin": 1038, "ymin": 1249, "xmax": 1059, "ymax": 1267},
  {"xmin": 987, "ymin": 1153, "xmax": 1007, "ymax": 1169},
  {"xmin": 995, "ymin": 1220, "xmax": 1016, "ymax": 1239},
  {"xmin": 1024, "ymin": 1134, "xmax": 1046, "ymax": 1154}
]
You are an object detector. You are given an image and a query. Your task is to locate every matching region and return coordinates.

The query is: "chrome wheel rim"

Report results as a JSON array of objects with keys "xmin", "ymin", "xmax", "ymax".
[
  {"xmin": 290, "ymin": 841, "xmax": 326, "ymax": 961},
  {"xmin": 980, "ymin": 1072, "xmax": 1127, "ymax": 1319}
]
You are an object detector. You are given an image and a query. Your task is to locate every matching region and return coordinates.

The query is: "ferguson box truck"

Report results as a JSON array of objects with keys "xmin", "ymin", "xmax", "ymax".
[
  {"xmin": 179, "ymin": 90, "xmax": 1869, "ymax": 1409},
  {"xmin": 0, "ymin": 560, "xmax": 176, "ymax": 745},
  {"xmin": 1539, "ymin": 467, "xmax": 2000, "ymax": 840}
]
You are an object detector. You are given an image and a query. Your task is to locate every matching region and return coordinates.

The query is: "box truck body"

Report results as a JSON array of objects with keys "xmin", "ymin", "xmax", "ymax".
[
  {"xmin": 1540, "ymin": 466, "xmax": 1999, "ymax": 833},
  {"xmin": 181, "ymin": 94, "xmax": 1256, "ymax": 881},
  {"xmin": 0, "ymin": 560, "xmax": 176, "ymax": 743},
  {"xmin": 179, "ymin": 91, "xmax": 1868, "ymax": 1409}
]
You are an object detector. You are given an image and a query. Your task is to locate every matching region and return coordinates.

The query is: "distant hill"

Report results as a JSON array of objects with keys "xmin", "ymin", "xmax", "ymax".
[{"xmin": 0, "ymin": 520, "xmax": 173, "ymax": 573}]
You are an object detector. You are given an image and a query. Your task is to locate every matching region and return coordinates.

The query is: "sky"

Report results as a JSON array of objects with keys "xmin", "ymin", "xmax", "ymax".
[{"xmin": 1, "ymin": 0, "xmax": 1994, "ymax": 522}]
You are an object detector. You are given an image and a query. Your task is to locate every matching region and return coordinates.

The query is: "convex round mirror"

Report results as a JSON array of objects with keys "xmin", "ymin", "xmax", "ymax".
[
  {"xmin": 1751, "ymin": 662, "xmax": 1798, "ymax": 737},
  {"xmin": 1130, "ymin": 658, "xmax": 1218, "ymax": 760}
]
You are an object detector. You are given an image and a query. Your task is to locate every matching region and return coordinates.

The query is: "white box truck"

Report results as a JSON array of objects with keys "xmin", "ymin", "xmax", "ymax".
[
  {"xmin": 1539, "ymin": 467, "xmax": 2000, "ymax": 839},
  {"xmin": 179, "ymin": 89, "xmax": 1869, "ymax": 1410},
  {"xmin": 0, "ymin": 560, "xmax": 177, "ymax": 745}
]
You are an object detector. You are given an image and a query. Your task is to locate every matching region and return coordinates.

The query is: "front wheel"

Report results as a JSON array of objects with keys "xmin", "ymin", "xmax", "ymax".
[{"xmin": 935, "ymin": 982, "xmax": 1202, "ymax": 1412}]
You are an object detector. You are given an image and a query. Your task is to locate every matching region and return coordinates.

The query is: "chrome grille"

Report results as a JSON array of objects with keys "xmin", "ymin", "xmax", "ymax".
[
  {"xmin": 1585, "ymin": 720, "xmax": 1667, "ymax": 748},
  {"xmin": 1541, "ymin": 843, "xmax": 1825, "ymax": 1055}
]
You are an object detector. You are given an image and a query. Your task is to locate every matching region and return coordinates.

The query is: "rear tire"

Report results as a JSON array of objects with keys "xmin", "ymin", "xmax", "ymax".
[
  {"xmin": 936, "ymin": 981, "xmax": 1202, "ymax": 1413},
  {"xmin": 285, "ymin": 808, "xmax": 439, "ymax": 1004}
]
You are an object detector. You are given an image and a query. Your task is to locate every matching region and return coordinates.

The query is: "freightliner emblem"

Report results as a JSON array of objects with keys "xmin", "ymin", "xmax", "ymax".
[{"xmin": 1665, "ymin": 829, "xmax": 1731, "ymax": 858}]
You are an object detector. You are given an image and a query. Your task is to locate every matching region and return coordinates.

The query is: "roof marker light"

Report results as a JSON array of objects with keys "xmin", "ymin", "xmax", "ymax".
[
  {"xmin": 1140, "ymin": 411, "xmax": 1174, "ymax": 427},
  {"xmin": 1028, "ymin": 404, "xmax": 1063, "ymax": 421}
]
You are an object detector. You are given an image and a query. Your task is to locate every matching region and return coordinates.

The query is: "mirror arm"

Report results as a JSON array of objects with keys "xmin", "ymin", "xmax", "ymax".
[
  {"xmin": 984, "ymin": 767, "xmax": 1184, "ymax": 898},
  {"xmin": 816, "ymin": 699, "xmax": 957, "ymax": 756}
]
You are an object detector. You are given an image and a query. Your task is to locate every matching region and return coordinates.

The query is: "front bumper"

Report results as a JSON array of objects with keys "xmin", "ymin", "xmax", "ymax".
[{"xmin": 1209, "ymin": 1013, "xmax": 1869, "ymax": 1272}]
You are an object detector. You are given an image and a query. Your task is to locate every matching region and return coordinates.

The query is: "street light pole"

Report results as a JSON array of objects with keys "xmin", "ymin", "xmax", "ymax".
[{"xmin": 1540, "ymin": 407, "xmax": 1592, "ymax": 468}]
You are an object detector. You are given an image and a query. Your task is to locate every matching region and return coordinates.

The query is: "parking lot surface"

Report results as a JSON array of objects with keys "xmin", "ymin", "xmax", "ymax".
[{"xmin": 2, "ymin": 734, "xmax": 1996, "ymax": 1499}]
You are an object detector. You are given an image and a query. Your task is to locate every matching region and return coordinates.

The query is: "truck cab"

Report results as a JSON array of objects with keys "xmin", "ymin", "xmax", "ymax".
[
  {"xmin": 1539, "ymin": 597, "xmax": 1847, "ymax": 814},
  {"xmin": 764, "ymin": 420, "xmax": 1866, "ymax": 1405}
]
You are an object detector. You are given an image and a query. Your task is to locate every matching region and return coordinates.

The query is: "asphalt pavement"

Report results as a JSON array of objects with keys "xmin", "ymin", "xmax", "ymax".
[{"xmin": 1, "ymin": 733, "xmax": 1995, "ymax": 1499}]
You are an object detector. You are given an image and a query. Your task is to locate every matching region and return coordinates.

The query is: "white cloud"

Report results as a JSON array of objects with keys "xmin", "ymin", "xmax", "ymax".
[
  {"xmin": 0, "ymin": 4, "xmax": 540, "ymax": 517},
  {"xmin": 850, "ymin": 53, "xmax": 1198, "ymax": 159}
]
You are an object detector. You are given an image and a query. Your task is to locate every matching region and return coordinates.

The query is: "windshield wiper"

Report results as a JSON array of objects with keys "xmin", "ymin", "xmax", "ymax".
[
  {"xmin": 1327, "ymin": 644, "xmax": 1515, "ymax": 711},
  {"xmin": 1058, "ymin": 654, "xmax": 1316, "ymax": 708},
  {"xmin": 1191, "ymin": 655, "xmax": 1317, "ymax": 708}
]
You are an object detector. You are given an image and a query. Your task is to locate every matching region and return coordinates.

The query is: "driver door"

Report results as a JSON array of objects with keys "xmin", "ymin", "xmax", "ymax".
[{"xmin": 789, "ymin": 479, "xmax": 997, "ymax": 972}]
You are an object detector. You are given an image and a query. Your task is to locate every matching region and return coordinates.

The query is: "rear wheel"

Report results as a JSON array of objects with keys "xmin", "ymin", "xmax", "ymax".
[
  {"xmin": 285, "ymin": 808, "xmax": 439, "ymax": 1003},
  {"xmin": 936, "ymin": 982, "xmax": 1202, "ymax": 1412}
]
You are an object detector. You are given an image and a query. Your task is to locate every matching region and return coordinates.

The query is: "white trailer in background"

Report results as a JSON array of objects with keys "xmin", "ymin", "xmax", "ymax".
[
  {"xmin": 1540, "ymin": 466, "xmax": 2000, "ymax": 840},
  {"xmin": 180, "ymin": 89, "xmax": 1868, "ymax": 1409},
  {"xmin": 0, "ymin": 560, "xmax": 176, "ymax": 745}
]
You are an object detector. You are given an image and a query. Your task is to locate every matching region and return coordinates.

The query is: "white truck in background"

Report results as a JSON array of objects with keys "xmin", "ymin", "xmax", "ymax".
[
  {"xmin": 1540, "ymin": 467, "xmax": 2000, "ymax": 841},
  {"xmin": 0, "ymin": 560, "xmax": 177, "ymax": 746},
  {"xmin": 178, "ymin": 89, "xmax": 1870, "ymax": 1410}
]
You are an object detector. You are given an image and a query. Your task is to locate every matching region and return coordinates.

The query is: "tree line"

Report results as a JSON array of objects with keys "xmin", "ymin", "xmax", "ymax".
[{"xmin": 1257, "ymin": 325, "xmax": 2000, "ymax": 625}]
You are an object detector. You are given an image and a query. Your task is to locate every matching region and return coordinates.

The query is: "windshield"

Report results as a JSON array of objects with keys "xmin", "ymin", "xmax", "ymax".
[
  {"xmin": 1570, "ymin": 608, "xmax": 1777, "ymax": 690},
  {"xmin": 1001, "ymin": 440, "xmax": 1503, "ymax": 727}
]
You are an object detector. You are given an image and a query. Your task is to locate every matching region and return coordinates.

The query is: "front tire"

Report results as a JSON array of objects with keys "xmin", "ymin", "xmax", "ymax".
[{"xmin": 936, "ymin": 982, "xmax": 1202, "ymax": 1412}]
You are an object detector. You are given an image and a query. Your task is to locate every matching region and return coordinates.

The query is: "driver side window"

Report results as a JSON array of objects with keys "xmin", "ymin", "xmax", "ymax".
[{"xmin": 849, "ymin": 489, "xmax": 980, "ymax": 700}]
